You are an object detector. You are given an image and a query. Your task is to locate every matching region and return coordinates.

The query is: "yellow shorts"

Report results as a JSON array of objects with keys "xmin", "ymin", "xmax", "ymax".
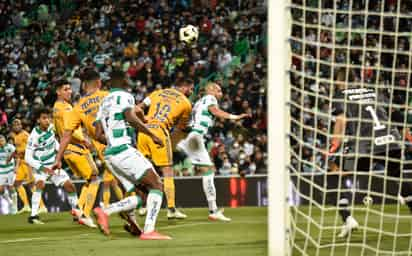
[
  {"xmin": 137, "ymin": 124, "xmax": 172, "ymax": 166},
  {"xmin": 15, "ymin": 160, "xmax": 34, "ymax": 183},
  {"xmin": 64, "ymin": 151, "xmax": 98, "ymax": 180}
]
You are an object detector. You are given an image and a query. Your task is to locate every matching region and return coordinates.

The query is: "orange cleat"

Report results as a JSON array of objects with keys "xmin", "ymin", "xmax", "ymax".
[
  {"xmin": 93, "ymin": 207, "xmax": 110, "ymax": 236},
  {"xmin": 139, "ymin": 231, "xmax": 172, "ymax": 240}
]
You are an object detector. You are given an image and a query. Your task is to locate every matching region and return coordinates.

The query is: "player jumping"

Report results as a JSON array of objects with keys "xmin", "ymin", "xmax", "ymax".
[{"xmin": 177, "ymin": 82, "xmax": 250, "ymax": 221}]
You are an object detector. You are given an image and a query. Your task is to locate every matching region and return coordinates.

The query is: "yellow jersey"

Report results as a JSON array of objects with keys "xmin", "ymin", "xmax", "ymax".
[
  {"xmin": 144, "ymin": 88, "xmax": 192, "ymax": 131},
  {"xmin": 65, "ymin": 90, "xmax": 109, "ymax": 139},
  {"xmin": 12, "ymin": 130, "xmax": 29, "ymax": 159}
]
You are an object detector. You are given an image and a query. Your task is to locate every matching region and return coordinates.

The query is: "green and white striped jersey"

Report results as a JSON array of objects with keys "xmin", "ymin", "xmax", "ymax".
[
  {"xmin": 0, "ymin": 143, "xmax": 15, "ymax": 174},
  {"xmin": 97, "ymin": 88, "xmax": 136, "ymax": 151},
  {"xmin": 25, "ymin": 125, "xmax": 59, "ymax": 171},
  {"xmin": 190, "ymin": 94, "xmax": 217, "ymax": 135}
]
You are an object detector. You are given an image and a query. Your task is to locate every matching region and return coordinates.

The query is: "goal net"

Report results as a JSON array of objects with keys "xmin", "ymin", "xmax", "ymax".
[{"xmin": 287, "ymin": 0, "xmax": 412, "ymax": 255}]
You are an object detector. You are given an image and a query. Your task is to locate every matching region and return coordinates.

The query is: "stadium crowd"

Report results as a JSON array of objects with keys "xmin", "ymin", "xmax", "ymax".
[
  {"xmin": 0, "ymin": 0, "xmax": 267, "ymax": 176},
  {"xmin": 289, "ymin": 0, "xmax": 412, "ymax": 172}
]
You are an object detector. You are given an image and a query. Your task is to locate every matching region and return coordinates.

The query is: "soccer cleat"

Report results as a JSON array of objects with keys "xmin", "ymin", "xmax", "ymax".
[
  {"xmin": 71, "ymin": 208, "xmax": 82, "ymax": 219},
  {"xmin": 93, "ymin": 207, "xmax": 110, "ymax": 235},
  {"xmin": 140, "ymin": 231, "xmax": 172, "ymax": 240},
  {"xmin": 119, "ymin": 211, "xmax": 142, "ymax": 237},
  {"xmin": 167, "ymin": 208, "xmax": 187, "ymax": 219},
  {"xmin": 138, "ymin": 207, "xmax": 147, "ymax": 216},
  {"xmin": 208, "ymin": 209, "xmax": 231, "ymax": 222},
  {"xmin": 38, "ymin": 206, "xmax": 48, "ymax": 214},
  {"xmin": 28, "ymin": 215, "xmax": 45, "ymax": 225},
  {"xmin": 398, "ymin": 194, "xmax": 406, "ymax": 205},
  {"xmin": 79, "ymin": 216, "xmax": 97, "ymax": 228},
  {"xmin": 338, "ymin": 216, "xmax": 359, "ymax": 238},
  {"xmin": 17, "ymin": 205, "xmax": 32, "ymax": 214}
]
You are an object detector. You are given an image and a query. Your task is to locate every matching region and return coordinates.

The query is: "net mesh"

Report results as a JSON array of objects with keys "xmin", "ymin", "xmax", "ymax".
[{"xmin": 287, "ymin": 0, "xmax": 412, "ymax": 255}]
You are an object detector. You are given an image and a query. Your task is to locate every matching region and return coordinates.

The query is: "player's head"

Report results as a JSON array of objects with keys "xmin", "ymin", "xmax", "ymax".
[
  {"xmin": 205, "ymin": 82, "xmax": 223, "ymax": 100},
  {"xmin": 55, "ymin": 79, "xmax": 72, "ymax": 102},
  {"xmin": 12, "ymin": 118, "xmax": 22, "ymax": 133},
  {"xmin": 35, "ymin": 107, "xmax": 51, "ymax": 130},
  {"xmin": 109, "ymin": 69, "xmax": 127, "ymax": 90},
  {"xmin": 0, "ymin": 135, "xmax": 6, "ymax": 147},
  {"xmin": 81, "ymin": 68, "xmax": 101, "ymax": 92},
  {"xmin": 175, "ymin": 78, "xmax": 194, "ymax": 97}
]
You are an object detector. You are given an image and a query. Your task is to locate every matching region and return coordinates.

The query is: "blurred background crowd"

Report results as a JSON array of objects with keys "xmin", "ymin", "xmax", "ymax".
[
  {"xmin": 289, "ymin": 0, "xmax": 412, "ymax": 172},
  {"xmin": 0, "ymin": 0, "xmax": 267, "ymax": 177}
]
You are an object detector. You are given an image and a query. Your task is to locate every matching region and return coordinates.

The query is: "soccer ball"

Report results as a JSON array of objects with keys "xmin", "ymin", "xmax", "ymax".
[
  {"xmin": 179, "ymin": 25, "xmax": 199, "ymax": 44},
  {"xmin": 363, "ymin": 196, "xmax": 373, "ymax": 206}
]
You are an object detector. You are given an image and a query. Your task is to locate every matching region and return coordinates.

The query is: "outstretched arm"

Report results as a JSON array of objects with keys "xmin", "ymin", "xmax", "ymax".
[
  {"xmin": 94, "ymin": 121, "xmax": 107, "ymax": 145},
  {"xmin": 329, "ymin": 113, "xmax": 346, "ymax": 153},
  {"xmin": 208, "ymin": 105, "xmax": 251, "ymax": 121},
  {"xmin": 52, "ymin": 130, "xmax": 73, "ymax": 170},
  {"xmin": 124, "ymin": 108, "xmax": 164, "ymax": 147}
]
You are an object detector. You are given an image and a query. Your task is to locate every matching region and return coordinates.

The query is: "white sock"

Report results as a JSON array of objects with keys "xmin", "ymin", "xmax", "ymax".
[
  {"xmin": 202, "ymin": 171, "xmax": 218, "ymax": 214},
  {"xmin": 67, "ymin": 192, "xmax": 79, "ymax": 210},
  {"xmin": 104, "ymin": 196, "xmax": 142, "ymax": 216},
  {"xmin": 144, "ymin": 190, "xmax": 163, "ymax": 233},
  {"xmin": 127, "ymin": 209, "xmax": 137, "ymax": 224},
  {"xmin": 31, "ymin": 190, "xmax": 42, "ymax": 217},
  {"xmin": 10, "ymin": 189, "xmax": 17, "ymax": 213}
]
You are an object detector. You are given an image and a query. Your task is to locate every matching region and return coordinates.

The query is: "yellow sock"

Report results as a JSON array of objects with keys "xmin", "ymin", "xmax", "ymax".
[
  {"xmin": 113, "ymin": 185, "xmax": 124, "ymax": 200},
  {"xmin": 17, "ymin": 185, "xmax": 29, "ymax": 207},
  {"xmin": 83, "ymin": 181, "xmax": 99, "ymax": 217},
  {"xmin": 103, "ymin": 187, "xmax": 110, "ymax": 207},
  {"xmin": 78, "ymin": 184, "xmax": 88, "ymax": 210},
  {"xmin": 32, "ymin": 186, "xmax": 46, "ymax": 209},
  {"xmin": 164, "ymin": 177, "xmax": 175, "ymax": 209}
]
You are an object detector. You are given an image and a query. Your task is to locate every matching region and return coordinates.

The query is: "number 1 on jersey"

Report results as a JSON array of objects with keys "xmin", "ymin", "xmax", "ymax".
[{"xmin": 365, "ymin": 106, "xmax": 385, "ymax": 131}]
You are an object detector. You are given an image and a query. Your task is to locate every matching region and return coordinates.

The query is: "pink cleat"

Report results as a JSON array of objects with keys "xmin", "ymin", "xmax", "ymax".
[
  {"xmin": 139, "ymin": 231, "xmax": 172, "ymax": 240},
  {"xmin": 93, "ymin": 207, "xmax": 110, "ymax": 236}
]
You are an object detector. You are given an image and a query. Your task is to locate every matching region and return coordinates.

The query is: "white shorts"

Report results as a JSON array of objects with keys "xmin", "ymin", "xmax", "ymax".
[
  {"xmin": 0, "ymin": 172, "xmax": 15, "ymax": 186},
  {"xmin": 34, "ymin": 168, "xmax": 70, "ymax": 187},
  {"xmin": 104, "ymin": 146, "xmax": 154, "ymax": 191},
  {"xmin": 177, "ymin": 131, "xmax": 213, "ymax": 166}
]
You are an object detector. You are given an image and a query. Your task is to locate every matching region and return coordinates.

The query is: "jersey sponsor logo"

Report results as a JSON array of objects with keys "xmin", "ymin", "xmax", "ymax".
[{"xmin": 80, "ymin": 96, "xmax": 101, "ymax": 110}]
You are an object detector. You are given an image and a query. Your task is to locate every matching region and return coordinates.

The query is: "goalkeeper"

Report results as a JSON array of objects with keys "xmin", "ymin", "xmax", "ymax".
[{"xmin": 327, "ymin": 70, "xmax": 412, "ymax": 238}]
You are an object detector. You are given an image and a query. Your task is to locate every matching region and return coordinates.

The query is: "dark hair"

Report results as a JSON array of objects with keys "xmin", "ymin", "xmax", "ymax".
[
  {"xmin": 34, "ymin": 107, "xmax": 51, "ymax": 121},
  {"xmin": 176, "ymin": 78, "xmax": 194, "ymax": 87},
  {"xmin": 80, "ymin": 68, "xmax": 100, "ymax": 82},
  {"xmin": 110, "ymin": 69, "xmax": 125, "ymax": 81},
  {"xmin": 53, "ymin": 79, "xmax": 70, "ymax": 90},
  {"xmin": 109, "ymin": 69, "xmax": 126, "ymax": 88}
]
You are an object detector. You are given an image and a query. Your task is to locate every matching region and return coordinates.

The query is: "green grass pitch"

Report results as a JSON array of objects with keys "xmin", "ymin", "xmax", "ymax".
[
  {"xmin": 0, "ymin": 207, "xmax": 267, "ymax": 256},
  {"xmin": 292, "ymin": 204, "xmax": 412, "ymax": 256}
]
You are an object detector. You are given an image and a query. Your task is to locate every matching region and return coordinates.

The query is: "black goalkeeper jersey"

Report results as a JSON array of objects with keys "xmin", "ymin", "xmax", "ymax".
[{"xmin": 333, "ymin": 87, "xmax": 401, "ymax": 155}]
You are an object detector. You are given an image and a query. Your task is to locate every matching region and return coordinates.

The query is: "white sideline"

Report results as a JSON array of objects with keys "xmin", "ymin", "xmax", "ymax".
[{"xmin": 0, "ymin": 221, "xmax": 265, "ymax": 244}]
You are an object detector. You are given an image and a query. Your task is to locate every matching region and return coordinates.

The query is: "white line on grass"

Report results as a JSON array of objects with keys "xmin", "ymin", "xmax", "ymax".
[
  {"xmin": 0, "ymin": 220, "xmax": 265, "ymax": 244},
  {"xmin": 0, "ymin": 237, "xmax": 47, "ymax": 243}
]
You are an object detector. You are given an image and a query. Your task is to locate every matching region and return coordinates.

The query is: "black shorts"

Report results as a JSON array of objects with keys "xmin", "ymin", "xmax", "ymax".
[{"xmin": 343, "ymin": 149, "xmax": 401, "ymax": 177}]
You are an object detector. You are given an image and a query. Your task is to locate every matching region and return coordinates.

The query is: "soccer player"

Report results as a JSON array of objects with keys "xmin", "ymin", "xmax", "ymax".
[
  {"xmin": 177, "ymin": 82, "xmax": 250, "ymax": 221},
  {"xmin": 0, "ymin": 135, "xmax": 17, "ymax": 214},
  {"xmin": 53, "ymin": 79, "xmax": 98, "ymax": 227},
  {"xmin": 136, "ymin": 78, "xmax": 193, "ymax": 219},
  {"xmin": 25, "ymin": 107, "xmax": 82, "ymax": 224},
  {"xmin": 93, "ymin": 69, "xmax": 171, "ymax": 240},
  {"xmin": 327, "ymin": 71, "xmax": 412, "ymax": 237},
  {"xmin": 11, "ymin": 119, "xmax": 47, "ymax": 214},
  {"xmin": 52, "ymin": 69, "xmax": 125, "ymax": 211}
]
